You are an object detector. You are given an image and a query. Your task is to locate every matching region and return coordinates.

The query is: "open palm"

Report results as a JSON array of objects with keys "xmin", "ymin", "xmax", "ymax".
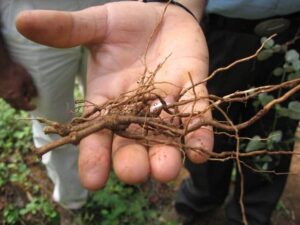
[{"xmin": 16, "ymin": 1, "xmax": 213, "ymax": 190}]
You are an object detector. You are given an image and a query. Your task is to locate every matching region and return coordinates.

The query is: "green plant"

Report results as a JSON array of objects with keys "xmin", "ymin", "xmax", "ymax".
[
  {"xmin": 245, "ymin": 38, "xmax": 300, "ymax": 171},
  {"xmin": 81, "ymin": 174, "xmax": 176, "ymax": 225},
  {"xmin": 0, "ymin": 100, "xmax": 32, "ymax": 153},
  {"xmin": 0, "ymin": 100, "xmax": 34, "ymax": 190},
  {"xmin": 20, "ymin": 197, "xmax": 58, "ymax": 219},
  {"xmin": 3, "ymin": 205, "xmax": 20, "ymax": 225},
  {"xmin": 0, "ymin": 100, "xmax": 58, "ymax": 225}
]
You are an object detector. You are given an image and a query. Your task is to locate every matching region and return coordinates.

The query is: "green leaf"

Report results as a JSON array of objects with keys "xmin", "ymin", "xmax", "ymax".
[
  {"xmin": 276, "ymin": 101, "xmax": 300, "ymax": 120},
  {"xmin": 264, "ymin": 38, "xmax": 275, "ymax": 48},
  {"xmin": 262, "ymin": 161, "xmax": 270, "ymax": 170},
  {"xmin": 260, "ymin": 37, "xmax": 268, "ymax": 44},
  {"xmin": 258, "ymin": 93, "xmax": 274, "ymax": 106},
  {"xmin": 260, "ymin": 155, "xmax": 273, "ymax": 163},
  {"xmin": 272, "ymin": 44, "xmax": 282, "ymax": 53},
  {"xmin": 252, "ymin": 99, "xmax": 261, "ymax": 109},
  {"xmin": 272, "ymin": 67, "xmax": 284, "ymax": 76},
  {"xmin": 292, "ymin": 59, "xmax": 300, "ymax": 71},
  {"xmin": 287, "ymin": 101, "xmax": 300, "ymax": 120},
  {"xmin": 268, "ymin": 130, "xmax": 283, "ymax": 144},
  {"xmin": 4, "ymin": 205, "xmax": 20, "ymax": 224},
  {"xmin": 288, "ymin": 71, "xmax": 300, "ymax": 80},
  {"xmin": 257, "ymin": 49, "xmax": 273, "ymax": 61},
  {"xmin": 283, "ymin": 63, "xmax": 294, "ymax": 73},
  {"xmin": 275, "ymin": 105, "xmax": 289, "ymax": 117},
  {"xmin": 246, "ymin": 136, "xmax": 267, "ymax": 151},
  {"xmin": 285, "ymin": 49, "xmax": 299, "ymax": 63}
]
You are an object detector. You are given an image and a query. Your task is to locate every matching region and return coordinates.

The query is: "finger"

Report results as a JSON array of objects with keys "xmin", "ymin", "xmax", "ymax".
[
  {"xmin": 149, "ymin": 145, "xmax": 182, "ymax": 183},
  {"xmin": 79, "ymin": 131, "xmax": 112, "ymax": 190},
  {"xmin": 112, "ymin": 134, "xmax": 150, "ymax": 184},
  {"xmin": 147, "ymin": 95, "xmax": 183, "ymax": 183},
  {"xmin": 16, "ymin": 6, "xmax": 108, "ymax": 48},
  {"xmin": 78, "ymin": 96, "xmax": 112, "ymax": 190},
  {"xmin": 185, "ymin": 127, "xmax": 214, "ymax": 163},
  {"xmin": 111, "ymin": 82, "xmax": 180, "ymax": 184},
  {"xmin": 180, "ymin": 83, "xmax": 214, "ymax": 163},
  {"xmin": 146, "ymin": 87, "xmax": 183, "ymax": 182}
]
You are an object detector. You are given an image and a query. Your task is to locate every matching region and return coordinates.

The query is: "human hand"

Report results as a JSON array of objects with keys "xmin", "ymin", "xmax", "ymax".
[
  {"xmin": 16, "ymin": 1, "xmax": 213, "ymax": 190},
  {"xmin": 0, "ymin": 62, "xmax": 37, "ymax": 110}
]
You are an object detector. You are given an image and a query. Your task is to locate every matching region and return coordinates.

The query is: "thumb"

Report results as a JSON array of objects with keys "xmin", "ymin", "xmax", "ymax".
[{"xmin": 16, "ymin": 6, "xmax": 108, "ymax": 48}]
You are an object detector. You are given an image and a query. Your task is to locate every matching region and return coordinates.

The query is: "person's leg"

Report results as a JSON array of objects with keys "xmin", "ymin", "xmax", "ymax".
[
  {"xmin": 176, "ymin": 17, "xmax": 261, "ymax": 218},
  {"xmin": 29, "ymin": 47, "xmax": 88, "ymax": 207},
  {"xmin": 226, "ymin": 34, "xmax": 300, "ymax": 224},
  {"xmin": 226, "ymin": 106, "xmax": 298, "ymax": 225},
  {"xmin": 176, "ymin": 14, "xmax": 300, "ymax": 224},
  {"xmin": 175, "ymin": 146, "xmax": 234, "ymax": 216},
  {"xmin": 207, "ymin": 18, "xmax": 300, "ymax": 225},
  {"xmin": 1, "ymin": 0, "xmax": 88, "ymax": 209}
]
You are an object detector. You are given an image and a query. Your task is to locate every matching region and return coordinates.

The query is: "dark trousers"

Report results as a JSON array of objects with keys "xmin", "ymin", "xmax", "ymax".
[{"xmin": 176, "ymin": 14, "xmax": 300, "ymax": 225}]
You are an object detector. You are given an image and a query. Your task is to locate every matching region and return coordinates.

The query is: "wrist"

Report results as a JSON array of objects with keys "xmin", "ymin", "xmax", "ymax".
[
  {"xmin": 176, "ymin": 0, "xmax": 206, "ymax": 21},
  {"xmin": 142, "ymin": 0, "xmax": 206, "ymax": 21}
]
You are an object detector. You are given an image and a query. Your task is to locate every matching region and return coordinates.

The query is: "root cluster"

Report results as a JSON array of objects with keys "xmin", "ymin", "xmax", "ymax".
[{"xmin": 34, "ymin": 51, "xmax": 300, "ymax": 160}]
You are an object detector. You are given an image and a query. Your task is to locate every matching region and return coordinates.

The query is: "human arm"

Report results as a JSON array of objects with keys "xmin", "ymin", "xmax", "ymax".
[
  {"xmin": 154, "ymin": 0, "xmax": 206, "ymax": 21},
  {"xmin": 177, "ymin": 0, "xmax": 206, "ymax": 20},
  {"xmin": 15, "ymin": 0, "xmax": 212, "ymax": 189},
  {"xmin": 0, "ymin": 21, "xmax": 37, "ymax": 110}
]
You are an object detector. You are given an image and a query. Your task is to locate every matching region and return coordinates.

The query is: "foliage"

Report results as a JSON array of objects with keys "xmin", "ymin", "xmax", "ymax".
[
  {"xmin": 245, "ymin": 38, "xmax": 300, "ymax": 171},
  {"xmin": 3, "ymin": 205, "xmax": 20, "ymax": 225},
  {"xmin": 19, "ymin": 197, "xmax": 57, "ymax": 219},
  {"xmin": 80, "ymin": 174, "xmax": 177, "ymax": 225},
  {"xmin": 0, "ymin": 99, "xmax": 59, "ymax": 224},
  {"xmin": 0, "ymin": 100, "xmax": 32, "ymax": 153}
]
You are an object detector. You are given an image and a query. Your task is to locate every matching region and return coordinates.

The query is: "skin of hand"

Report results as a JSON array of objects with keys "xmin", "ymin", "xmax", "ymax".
[
  {"xmin": 0, "ymin": 61, "xmax": 37, "ymax": 110},
  {"xmin": 15, "ymin": 1, "xmax": 214, "ymax": 190}
]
